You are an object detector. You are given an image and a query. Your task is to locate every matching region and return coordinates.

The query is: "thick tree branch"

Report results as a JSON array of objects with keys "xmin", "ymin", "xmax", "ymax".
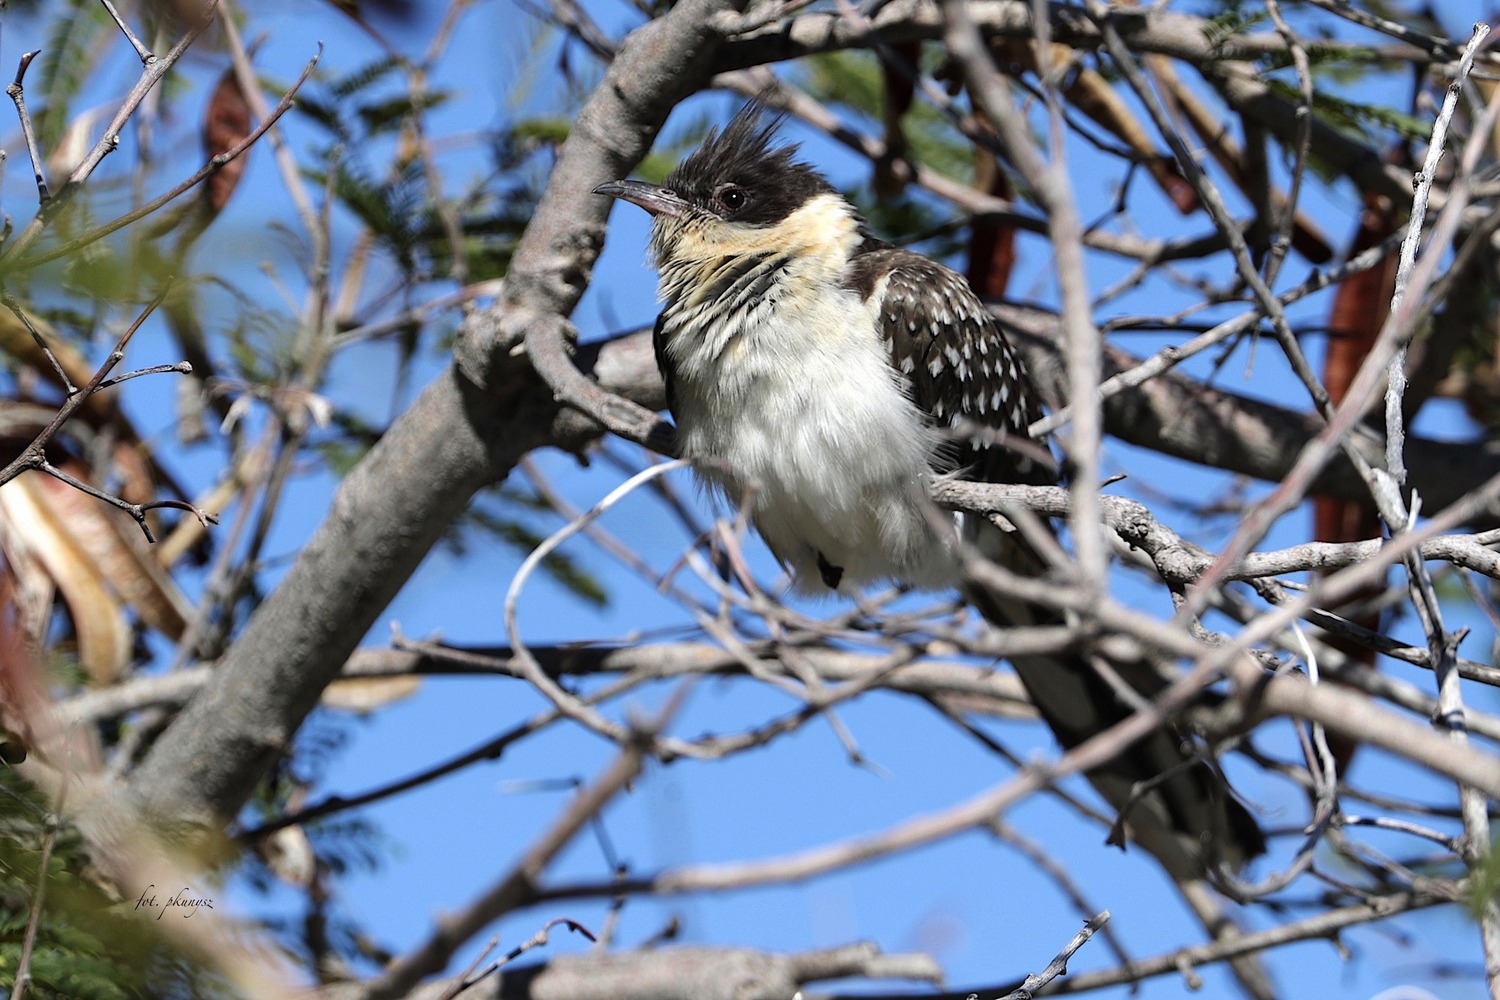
[
  {"xmin": 121, "ymin": 0, "xmax": 728, "ymax": 826},
  {"xmin": 993, "ymin": 303, "xmax": 1500, "ymax": 515},
  {"xmin": 565, "ymin": 319, "xmax": 1500, "ymax": 516},
  {"xmin": 325, "ymin": 942, "xmax": 940, "ymax": 1000},
  {"xmin": 127, "ymin": 0, "xmax": 765, "ymax": 832},
  {"xmin": 356, "ymin": 733, "xmax": 651, "ymax": 1000},
  {"xmin": 718, "ymin": 0, "xmax": 1423, "ymax": 202},
  {"xmin": 718, "ymin": 0, "xmax": 1436, "ymax": 74}
]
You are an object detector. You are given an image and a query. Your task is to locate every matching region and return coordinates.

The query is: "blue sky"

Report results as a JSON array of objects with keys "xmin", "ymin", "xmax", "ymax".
[{"xmin": 5, "ymin": 0, "xmax": 1495, "ymax": 996}]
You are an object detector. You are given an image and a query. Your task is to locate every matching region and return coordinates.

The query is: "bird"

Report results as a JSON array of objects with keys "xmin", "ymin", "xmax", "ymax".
[{"xmin": 594, "ymin": 100, "xmax": 1265, "ymax": 883}]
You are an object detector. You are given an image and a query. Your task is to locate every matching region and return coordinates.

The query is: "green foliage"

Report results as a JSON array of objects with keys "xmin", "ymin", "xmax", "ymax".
[
  {"xmin": 800, "ymin": 50, "xmax": 975, "ymax": 184},
  {"xmin": 0, "ymin": 934, "xmax": 131, "ymax": 1000},
  {"xmin": 1252, "ymin": 39, "xmax": 1403, "ymax": 85},
  {"xmin": 33, "ymin": 0, "xmax": 112, "ymax": 155},
  {"xmin": 357, "ymin": 91, "xmax": 453, "ymax": 137},
  {"xmin": 59, "ymin": 244, "xmax": 140, "ymax": 309},
  {"xmin": 1266, "ymin": 79, "xmax": 1431, "ymax": 149},
  {"xmin": 1199, "ymin": 4, "xmax": 1269, "ymax": 53},
  {"xmin": 1293, "ymin": 43, "xmax": 1394, "ymax": 83},
  {"xmin": 329, "ymin": 56, "xmax": 405, "ymax": 101},
  {"xmin": 802, "ymin": 51, "xmax": 887, "ymax": 123},
  {"xmin": 221, "ymin": 300, "xmax": 302, "ymax": 386},
  {"xmin": 299, "ymin": 69, "xmax": 534, "ymax": 293},
  {"xmin": 323, "ymin": 157, "xmax": 428, "ymax": 271},
  {"xmin": 511, "ymin": 117, "xmax": 571, "ymax": 146},
  {"xmin": 429, "ymin": 204, "xmax": 527, "ymax": 282},
  {"xmin": 0, "ymin": 774, "xmax": 228, "ymax": 999}
]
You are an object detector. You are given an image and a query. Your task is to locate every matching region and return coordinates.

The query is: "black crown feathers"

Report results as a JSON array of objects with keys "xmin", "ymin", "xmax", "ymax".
[{"xmin": 663, "ymin": 99, "xmax": 835, "ymax": 226}]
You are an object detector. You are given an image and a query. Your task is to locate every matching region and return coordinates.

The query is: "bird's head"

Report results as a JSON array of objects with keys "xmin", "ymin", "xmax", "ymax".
[{"xmin": 594, "ymin": 101, "xmax": 849, "ymax": 272}]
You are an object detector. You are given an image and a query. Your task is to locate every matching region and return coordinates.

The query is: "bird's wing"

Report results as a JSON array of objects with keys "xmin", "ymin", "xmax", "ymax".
[
  {"xmin": 651, "ymin": 311, "xmax": 679, "ymax": 420},
  {"xmin": 846, "ymin": 245, "xmax": 1057, "ymax": 487},
  {"xmin": 848, "ymin": 243, "xmax": 1265, "ymax": 879}
]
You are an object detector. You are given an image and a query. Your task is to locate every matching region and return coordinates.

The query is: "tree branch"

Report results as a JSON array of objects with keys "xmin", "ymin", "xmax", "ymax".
[{"xmin": 126, "ymin": 0, "xmax": 756, "ymax": 833}]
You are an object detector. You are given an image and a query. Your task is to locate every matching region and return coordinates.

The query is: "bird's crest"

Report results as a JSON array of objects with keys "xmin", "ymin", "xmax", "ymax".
[{"xmin": 664, "ymin": 99, "xmax": 833, "ymax": 225}]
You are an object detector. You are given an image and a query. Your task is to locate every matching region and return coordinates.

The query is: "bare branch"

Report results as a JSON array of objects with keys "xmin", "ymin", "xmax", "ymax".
[
  {"xmin": 0, "ymin": 288, "xmax": 172, "ymax": 495},
  {"xmin": 0, "ymin": 0, "xmax": 221, "ymax": 264},
  {"xmin": 10, "ymin": 48, "xmax": 322, "ymax": 272},
  {"xmin": 356, "ymin": 724, "xmax": 655, "ymax": 1000},
  {"xmin": 998, "ymin": 911, "xmax": 1110, "ymax": 1000},
  {"xmin": 6, "ymin": 50, "xmax": 49, "ymax": 204},
  {"xmin": 127, "ymin": 0, "xmax": 760, "ymax": 833},
  {"xmin": 1044, "ymin": 892, "xmax": 1447, "ymax": 994}
]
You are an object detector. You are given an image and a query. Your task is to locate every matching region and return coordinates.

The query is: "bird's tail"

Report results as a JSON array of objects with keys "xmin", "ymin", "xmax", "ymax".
[
  {"xmin": 963, "ymin": 519, "xmax": 1274, "ymax": 997},
  {"xmin": 963, "ymin": 517, "xmax": 1263, "ymax": 874}
]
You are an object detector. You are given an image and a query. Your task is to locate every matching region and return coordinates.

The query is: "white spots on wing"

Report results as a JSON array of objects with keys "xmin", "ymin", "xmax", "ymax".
[{"xmin": 870, "ymin": 258, "xmax": 1053, "ymax": 458}]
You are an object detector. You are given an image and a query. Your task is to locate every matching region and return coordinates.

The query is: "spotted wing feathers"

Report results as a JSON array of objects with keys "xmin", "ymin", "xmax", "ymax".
[{"xmin": 845, "ymin": 245, "xmax": 1055, "ymax": 487}]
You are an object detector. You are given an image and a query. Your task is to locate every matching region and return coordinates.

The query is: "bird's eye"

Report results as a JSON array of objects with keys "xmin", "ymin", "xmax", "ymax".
[{"xmin": 715, "ymin": 184, "xmax": 748, "ymax": 213}]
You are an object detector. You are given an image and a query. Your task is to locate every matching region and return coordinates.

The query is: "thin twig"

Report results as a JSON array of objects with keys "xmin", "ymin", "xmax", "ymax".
[
  {"xmin": 9, "ymin": 809, "xmax": 59, "ymax": 1000},
  {"xmin": 442, "ymin": 918, "xmax": 597, "ymax": 999},
  {"xmin": 238, "ymin": 669, "xmax": 649, "ymax": 841},
  {"xmin": 6, "ymin": 50, "xmax": 49, "ymax": 203},
  {"xmin": 11, "ymin": 48, "xmax": 321, "ymax": 272},
  {"xmin": 0, "ymin": 287, "xmax": 170, "ymax": 489},
  {"xmin": 0, "ymin": 287, "xmax": 73, "ymax": 391},
  {"xmin": 39, "ymin": 460, "xmax": 217, "ymax": 543},
  {"xmin": 0, "ymin": 1, "xmax": 222, "ymax": 264},
  {"xmin": 218, "ymin": 1, "xmax": 322, "ymax": 248},
  {"xmin": 1384, "ymin": 24, "xmax": 1491, "ymax": 486},
  {"xmin": 939, "ymin": 0, "xmax": 1105, "ymax": 583},
  {"xmin": 1029, "ymin": 231, "xmax": 1404, "ymax": 437},
  {"xmin": 356, "ymin": 712, "xmax": 664, "ymax": 1000},
  {"xmin": 998, "ymin": 911, "xmax": 1109, "ymax": 1000},
  {"xmin": 98, "ymin": 0, "xmax": 154, "ymax": 63},
  {"xmin": 1041, "ymin": 893, "xmax": 1446, "ymax": 994},
  {"xmin": 1085, "ymin": 0, "xmax": 1335, "ymax": 430},
  {"xmin": 1358, "ymin": 34, "xmax": 1500, "ymax": 993},
  {"xmin": 503, "ymin": 460, "xmax": 689, "ymax": 749},
  {"xmin": 1260, "ymin": 0, "xmax": 1313, "ymax": 288}
]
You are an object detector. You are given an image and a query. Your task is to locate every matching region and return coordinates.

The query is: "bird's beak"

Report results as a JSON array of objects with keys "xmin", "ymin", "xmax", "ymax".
[{"xmin": 593, "ymin": 179, "xmax": 690, "ymax": 219}]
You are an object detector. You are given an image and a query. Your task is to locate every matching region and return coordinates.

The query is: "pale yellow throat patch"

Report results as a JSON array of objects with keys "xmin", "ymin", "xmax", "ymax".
[{"xmin": 658, "ymin": 192, "xmax": 862, "ymax": 279}]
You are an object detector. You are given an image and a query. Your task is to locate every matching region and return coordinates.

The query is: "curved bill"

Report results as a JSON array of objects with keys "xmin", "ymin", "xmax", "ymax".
[{"xmin": 593, "ymin": 180, "xmax": 690, "ymax": 219}]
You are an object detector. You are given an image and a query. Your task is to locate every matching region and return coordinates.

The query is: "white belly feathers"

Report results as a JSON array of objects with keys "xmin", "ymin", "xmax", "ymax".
[{"xmin": 666, "ymin": 277, "xmax": 957, "ymax": 594}]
